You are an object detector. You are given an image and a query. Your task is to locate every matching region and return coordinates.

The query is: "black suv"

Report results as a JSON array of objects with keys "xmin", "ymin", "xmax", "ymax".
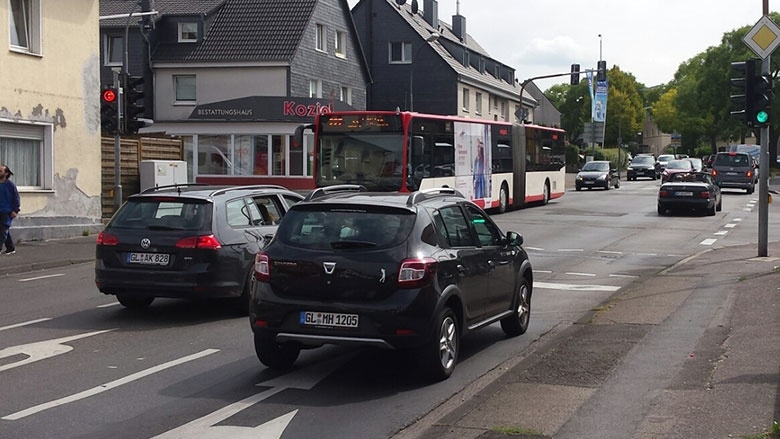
[
  {"xmin": 249, "ymin": 186, "xmax": 533, "ymax": 380},
  {"xmin": 95, "ymin": 184, "xmax": 303, "ymax": 312},
  {"xmin": 626, "ymin": 155, "xmax": 659, "ymax": 180}
]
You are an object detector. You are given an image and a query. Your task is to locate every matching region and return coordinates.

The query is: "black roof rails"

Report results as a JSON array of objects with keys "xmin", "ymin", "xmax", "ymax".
[
  {"xmin": 406, "ymin": 187, "xmax": 464, "ymax": 206},
  {"xmin": 140, "ymin": 183, "xmax": 209, "ymax": 194},
  {"xmin": 209, "ymin": 184, "xmax": 290, "ymax": 197},
  {"xmin": 304, "ymin": 184, "xmax": 367, "ymax": 202}
]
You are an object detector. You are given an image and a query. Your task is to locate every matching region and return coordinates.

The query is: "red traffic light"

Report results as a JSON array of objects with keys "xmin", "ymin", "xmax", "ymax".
[{"xmin": 102, "ymin": 88, "xmax": 117, "ymax": 103}]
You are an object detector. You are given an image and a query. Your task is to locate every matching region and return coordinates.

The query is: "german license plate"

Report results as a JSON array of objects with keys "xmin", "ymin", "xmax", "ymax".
[
  {"xmin": 300, "ymin": 311, "xmax": 359, "ymax": 328},
  {"xmin": 675, "ymin": 191, "xmax": 693, "ymax": 197},
  {"xmin": 584, "ymin": 181, "xmax": 594, "ymax": 185},
  {"xmin": 127, "ymin": 252, "xmax": 170, "ymax": 265}
]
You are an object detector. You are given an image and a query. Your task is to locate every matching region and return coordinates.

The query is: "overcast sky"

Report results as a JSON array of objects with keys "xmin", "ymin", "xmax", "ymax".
[{"xmin": 348, "ymin": 0, "xmax": 769, "ymax": 90}]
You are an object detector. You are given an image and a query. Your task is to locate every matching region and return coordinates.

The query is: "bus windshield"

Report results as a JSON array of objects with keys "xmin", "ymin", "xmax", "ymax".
[{"xmin": 316, "ymin": 132, "xmax": 405, "ymax": 190}]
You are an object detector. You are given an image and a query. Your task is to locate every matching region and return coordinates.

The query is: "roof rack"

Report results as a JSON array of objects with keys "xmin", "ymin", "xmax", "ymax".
[
  {"xmin": 209, "ymin": 184, "xmax": 290, "ymax": 197},
  {"xmin": 304, "ymin": 184, "xmax": 367, "ymax": 202},
  {"xmin": 406, "ymin": 187, "xmax": 464, "ymax": 206},
  {"xmin": 140, "ymin": 183, "xmax": 209, "ymax": 194}
]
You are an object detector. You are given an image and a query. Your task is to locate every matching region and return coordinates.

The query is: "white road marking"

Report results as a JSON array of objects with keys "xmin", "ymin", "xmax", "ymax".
[
  {"xmin": 733, "ymin": 218, "xmax": 743, "ymax": 222},
  {"xmin": 3, "ymin": 349, "xmax": 219, "ymax": 420},
  {"xmin": 700, "ymin": 238, "xmax": 717, "ymax": 246},
  {"xmin": 0, "ymin": 329, "xmax": 115, "ymax": 372},
  {"xmin": 18, "ymin": 273, "xmax": 65, "ymax": 282},
  {"xmin": 724, "ymin": 223, "xmax": 737, "ymax": 228},
  {"xmin": 714, "ymin": 230, "xmax": 729, "ymax": 236},
  {"xmin": 535, "ymin": 281, "xmax": 621, "ymax": 292},
  {"xmin": 0, "ymin": 318, "xmax": 52, "ymax": 332},
  {"xmin": 597, "ymin": 250, "xmax": 623, "ymax": 255},
  {"xmin": 525, "ymin": 246, "xmax": 545, "ymax": 251},
  {"xmin": 152, "ymin": 355, "xmax": 350, "ymax": 439},
  {"xmin": 557, "ymin": 248, "xmax": 584, "ymax": 252},
  {"xmin": 534, "ymin": 270, "xmax": 552, "ymax": 274},
  {"xmin": 97, "ymin": 302, "xmax": 120, "ymax": 308},
  {"xmin": 565, "ymin": 272, "xmax": 596, "ymax": 277},
  {"xmin": 609, "ymin": 274, "xmax": 639, "ymax": 278}
]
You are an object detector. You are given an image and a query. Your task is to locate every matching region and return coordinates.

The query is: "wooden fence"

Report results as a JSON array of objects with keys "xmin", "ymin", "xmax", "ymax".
[{"xmin": 101, "ymin": 136, "xmax": 183, "ymax": 219}]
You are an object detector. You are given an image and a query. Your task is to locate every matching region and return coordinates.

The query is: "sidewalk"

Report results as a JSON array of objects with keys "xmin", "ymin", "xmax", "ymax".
[
  {"xmin": 0, "ymin": 234, "xmax": 96, "ymax": 276},
  {"xmin": 399, "ymin": 241, "xmax": 780, "ymax": 439}
]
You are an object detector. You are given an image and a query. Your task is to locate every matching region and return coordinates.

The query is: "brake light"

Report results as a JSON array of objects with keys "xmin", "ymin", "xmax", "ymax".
[
  {"xmin": 175, "ymin": 234, "xmax": 222, "ymax": 249},
  {"xmin": 96, "ymin": 232, "xmax": 119, "ymax": 246},
  {"xmin": 746, "ymin": 170, "xmax": 753, "ymax": 178},
  {"xmin": 658, "ymin": 190, "xmax": 670, "ymax": 198},
  {"xmin": 711, "ymin": 169, "xmax": 718, "ymax": 177},
  {"xmin": 699, "ymin": 191, "xmax": 711, "ymax": 198},
  {"xmin": 398, "ymin": 257, "xmax": 437, "ymax": 289},
  {"xmin": 254, "ymin": 252, "xmax": 270, "ymax": 282}
]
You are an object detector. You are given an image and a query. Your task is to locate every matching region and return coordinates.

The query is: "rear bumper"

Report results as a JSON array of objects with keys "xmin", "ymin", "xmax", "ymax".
[
  {"xmin": 658, "ymin": 199, "xmax": 714, "ymax": 211},
  {"xmin": 95, "ymin": 266, "xmax": 243, "ymax": 299}
]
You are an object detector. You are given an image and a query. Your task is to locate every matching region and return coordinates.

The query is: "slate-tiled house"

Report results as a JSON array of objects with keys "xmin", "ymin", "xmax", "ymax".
[
  {"xmin": 100, "ymin": 0, "xmax": 370, "ymax": 190},
  {"xmin": 351, "ymin": 0, "xmax": 536, "ymax": 123}
]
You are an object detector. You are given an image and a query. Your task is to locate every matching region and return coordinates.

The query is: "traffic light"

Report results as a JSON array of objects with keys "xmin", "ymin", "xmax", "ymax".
[
  {"xmin": 749, "ymin": 72, "xmax": 773, "ymax": 128},
  {"xmin": 123, "ymin": 74, "xmax": 145, "ymax": 134},
  {"xmin": 570, "ymin": 63, "xmax": 580, "ymax": 85},
  {"xmin": 596, "ymin": 60, "xmax": 607, "ymax": 81},
  {"xmin": 730, "ymin": 59, "xmax": 756, "ymax": 126},
  {"xmin": 100, "ymin": 86, "xmax": 119, "ymax": 135}
]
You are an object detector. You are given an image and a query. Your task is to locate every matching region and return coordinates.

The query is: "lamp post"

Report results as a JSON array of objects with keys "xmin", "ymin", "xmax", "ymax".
[{"xmin": 410, "ymin": 32, "xmax": 440, "ymax": 111}]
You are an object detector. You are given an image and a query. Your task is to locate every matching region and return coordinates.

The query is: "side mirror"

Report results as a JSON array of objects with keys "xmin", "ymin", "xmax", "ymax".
[{"xmin": 506, "ymin": 231, "xmax": 523, "ymax": 246}]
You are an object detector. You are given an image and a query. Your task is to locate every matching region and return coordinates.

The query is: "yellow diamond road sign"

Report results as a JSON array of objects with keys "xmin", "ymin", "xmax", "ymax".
[{"xmin": 744, "ymin": 15, "xmax": 780, "ymax": 59}]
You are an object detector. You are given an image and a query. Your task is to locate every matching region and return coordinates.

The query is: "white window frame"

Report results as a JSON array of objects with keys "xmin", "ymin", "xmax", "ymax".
[
  {"xmin": 178, "ymin": 22, "xmax": 198, "ymax": 42},
  {"xmin": 9, "ymin": 0, "xmax": 41, "ymax": 55},
  {"xmin": 340, "ymin": 86, "xmax": 352, "ymax": 105},
  {"xmin": 104, "ymin": 34, "xmax": 123, "ymax": 66},
  {"xmin": 389, "ymin": 41, "xmax": 413, "ymax": 63},
  {"xmin": 462, "ymin": 88, "xmax": 470, "ymax": 112},
  {"xmin": 335, "ymin": 30, "xmax": 347, "ymax": 58},
  {"xmin": 309, "ymin": 79, "xmax": 322, "ymax": 98},
  {"xmin": 174, "ymin": 75, "xmax": 196, "ymax": 103},
  {"xmin": 475, "ymin": 92, "xmax": 482, "ymax": 115},
  {"xmin": 315, "ymin": 23, "xmax": 326, "ymax": 52},
  {"xmin": 0, "ymin": 120, "xmax": 53, "ymax": 190}
]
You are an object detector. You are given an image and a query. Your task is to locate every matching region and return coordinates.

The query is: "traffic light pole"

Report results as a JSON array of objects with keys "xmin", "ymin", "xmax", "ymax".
[
  {"xmin": 758, "ymin": 56, "xmax": 770, "ymax": 257},
  {"xmin": 112, "ymin": 69, "xmax": 122, "ymax": 212}
]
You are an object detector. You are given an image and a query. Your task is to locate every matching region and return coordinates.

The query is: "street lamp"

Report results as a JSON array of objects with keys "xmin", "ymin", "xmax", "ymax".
[{"xmin": 410, "ymin": 32, "xmax": 440, "ymax": 111}]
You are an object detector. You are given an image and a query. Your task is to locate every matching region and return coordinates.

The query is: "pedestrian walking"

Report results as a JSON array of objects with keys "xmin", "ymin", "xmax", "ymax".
[{"xmin": 0, "ymin": 164, "xmax": 20, "ymax": 255}]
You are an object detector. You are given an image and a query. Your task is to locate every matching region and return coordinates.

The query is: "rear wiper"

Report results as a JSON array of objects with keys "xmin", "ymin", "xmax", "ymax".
[{"xmin": 330, "ymin": 240, "xmax": 377, "ymax": 249}]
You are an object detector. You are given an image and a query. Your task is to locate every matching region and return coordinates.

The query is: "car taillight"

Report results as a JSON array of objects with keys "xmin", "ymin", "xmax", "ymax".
[
  {"xmin": 699, "ymin": 191, "xmax": 711, "ymax": 198},
  {"xmin": 175, "ymin": 235, "xmax": 222, "ymax": 249},
  {"xmin": 398, "ymin": 257, "xmax": 437, "ymax": 289},
  {"xmin": 254, "ymin": 252, "xmax": 270, "ymax": 282},
  {"xmin": 658, "ymin": 190, "xmax": 669, "ymax": 198},
  {"xmin": 711, "ymin": 169, "xmax": 718, "ymax": 177},
  {"xmin": 746, "ymin": 170, "xmax": 753, "ymax": 178},
  {"xmin": 96, "ymin": 231, "xmax": 119, "ymax": 246}
]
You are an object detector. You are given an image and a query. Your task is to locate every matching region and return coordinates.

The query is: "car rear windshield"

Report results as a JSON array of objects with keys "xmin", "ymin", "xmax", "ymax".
[
  {"xmin": 108, "ymin": 198, "xmax": 213, "ymax": 231},
  {"xmin": 276, "ymin": 206, "xmax": 416, "ymax": 250},
  {"xmin": 632, "ymin": 156, "xmax": 654, "ymax": 165},
  {"xmin": 714, "ymin": 153, "xmax": 750, "ymax": 167}
]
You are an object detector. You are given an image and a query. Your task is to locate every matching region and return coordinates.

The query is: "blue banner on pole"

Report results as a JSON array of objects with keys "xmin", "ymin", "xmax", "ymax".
[{"xmin": 593, "ymin": 80, "xmax": 608, "ymax": 123}]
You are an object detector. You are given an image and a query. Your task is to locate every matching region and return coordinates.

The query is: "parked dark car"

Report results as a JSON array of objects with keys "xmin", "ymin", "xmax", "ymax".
[
  {"xmin": 658, "ymin": 172, "xmax": 722, "ymax": 216},
  {"xmin": 661, "ymin": 159, "xmax": 695, "ymax": 183},
  {"xmin": 711, "ymin": 151, "xmax": 758, "ymax": 193},
  {"xmin": 626, "ymin": 155, "xmax": 659, "ymax": 180},
  {"xmin": 575, "ymin": 160, "xmax": 620, "ymax": 190},
  {"xmin": 249, "ymin": 186, "xmax": 533, "ymax": 381},
  {"xmin": 95, "ymin": 184, "xmax": 304, "ymax": 312}
]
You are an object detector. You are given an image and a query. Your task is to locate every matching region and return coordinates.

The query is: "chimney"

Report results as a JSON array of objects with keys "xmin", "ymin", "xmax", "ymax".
[
  {"xmin": 452, "ymin": 13, "xmax": 466, "ymax": 41},
  {"xmin": 423, "ymin": 0, "xmax": 438, "ymax": 27}
]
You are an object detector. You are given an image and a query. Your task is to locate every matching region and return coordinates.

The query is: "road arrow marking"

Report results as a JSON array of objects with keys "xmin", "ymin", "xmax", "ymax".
[
  {"xmin": 0, "ymin": 329, "xmax": 115, "ymax": 372},
  {"xmin": 152, "ymin": 354, "xmax": 350, "ymax": 439}
]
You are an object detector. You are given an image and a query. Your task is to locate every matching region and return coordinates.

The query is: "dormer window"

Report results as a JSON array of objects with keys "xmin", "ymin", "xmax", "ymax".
[{"xmin": 178, "ymin": 22, "xmax": 198, "ymax": 42}]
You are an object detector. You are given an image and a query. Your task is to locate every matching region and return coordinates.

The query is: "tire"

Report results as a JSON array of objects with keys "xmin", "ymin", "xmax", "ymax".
[
  {"xmin": 498, "ymin": 183, "xmax": 509, "ymax": 213},
  {"xmin": 117, "ymin": 295, "xmax": 154, "ymax": 309},
  {"xmin": 501, "ymin": 276, "xmax": 531, "ymax": 337},
  {"xmin": 657, "ymin": 204, "xmax": 666, "ymax": 215},
  {"xmin": 716, "ymin": 198, "xmax": 722, "ymax": 212},
  {"xmin": 707, "ymin": 204, "xmax": 717, "ymax": 216},
  {"xmin": 254, "ymin": 333, "xmax": 300, "ymax": 370},
  {"xmin": 418, "ymin": 307, "xmax": 459, "ymax": 381},
  {"xmin": 575, "ymin": 185, "xmax": 582, "ymax": 192},
  {"xmin": 604, "ymin": 180, "xmax": 610, "ymax": 190},
  {"xmin": 614, "ymin": 178, "xmax": 620, "ymax": 189},
  {"xmin": 541, "ymin": 181, "xmax": 550, "ymax": 205}
]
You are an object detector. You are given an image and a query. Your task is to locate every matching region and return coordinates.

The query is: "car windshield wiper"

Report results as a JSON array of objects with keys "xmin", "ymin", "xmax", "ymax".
[{"xmin": 330, "ymin": 240, "xmax": 377, "ymax": 249}]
